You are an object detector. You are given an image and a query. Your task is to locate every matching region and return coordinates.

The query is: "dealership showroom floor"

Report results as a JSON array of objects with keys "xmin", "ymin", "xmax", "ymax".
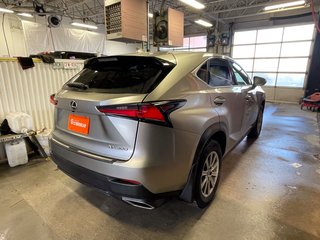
[
  {"xmin": 0, "ymin": 103, "xmax": 319, "ymax": 240},
  {"xmin": 1, "ymin": 0, "xmax": 320, "ymax": 240}
]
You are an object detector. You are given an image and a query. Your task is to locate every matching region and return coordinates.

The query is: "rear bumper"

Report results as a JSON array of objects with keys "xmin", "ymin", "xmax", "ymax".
[
  {"xmin": 51, "ymin": 153, "xmax": 179, "ymax": 205},
  {"xmin": 50, "ymin": 126, "xmax": 198, "ymax": 194}
]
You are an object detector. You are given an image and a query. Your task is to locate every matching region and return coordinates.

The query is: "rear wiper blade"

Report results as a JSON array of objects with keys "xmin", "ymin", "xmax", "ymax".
[{"xmin": 67, "ymin": 82, "xmax": 89, "ymax": 90}]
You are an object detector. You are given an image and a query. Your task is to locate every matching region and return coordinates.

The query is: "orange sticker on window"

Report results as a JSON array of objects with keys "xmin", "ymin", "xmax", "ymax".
[{"xmin": 68, "ymin": 114, "xmax": 90, "ymax": 135}]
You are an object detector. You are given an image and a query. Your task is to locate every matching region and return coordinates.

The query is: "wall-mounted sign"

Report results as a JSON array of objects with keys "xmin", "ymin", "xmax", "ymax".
[{"xmin": 52, "ymin": 62, "xmax": 83, "ymax": 70}]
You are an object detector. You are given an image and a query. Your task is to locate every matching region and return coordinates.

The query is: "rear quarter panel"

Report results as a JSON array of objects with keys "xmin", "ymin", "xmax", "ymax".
[{"xmin": 142, "ymin": 71, "xmax": 223, "ymax": 191}]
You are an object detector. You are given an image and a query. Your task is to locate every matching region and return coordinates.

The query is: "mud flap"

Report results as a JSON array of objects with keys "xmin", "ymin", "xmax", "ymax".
[{"xmin": 179, "ymin": 162, "xmax": 198, "ymax": 203}]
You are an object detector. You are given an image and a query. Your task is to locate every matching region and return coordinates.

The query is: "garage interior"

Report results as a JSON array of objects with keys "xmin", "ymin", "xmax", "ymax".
[{"xmin": 0, "ymin": 0, "xmax": 320, "ymax": 239}]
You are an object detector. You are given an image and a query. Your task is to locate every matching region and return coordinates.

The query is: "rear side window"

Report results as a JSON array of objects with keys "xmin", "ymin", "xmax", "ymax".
[
  {"xmin": 208, "ymin": 59, "xmax": 233, "ymax": 87},
  {"xmin": 64, "ymin": 56, "xmax": 175, "ymax": 94},
  {"xmin": 197, "ymin": 58, "xmax": 234, "ymax": 87},
  {"xmin": 197, "ymin": 63, "xmax": 209, "ymax": 82}
]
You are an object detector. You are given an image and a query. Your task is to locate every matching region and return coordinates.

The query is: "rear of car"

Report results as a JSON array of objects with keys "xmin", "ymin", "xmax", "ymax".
[
  {"xmin": 50, "ymin": 52, "xmax": 266, "ymax": 209},
  {"xmin": 50, "ymin": 53, "xmax": 206, "ymax": 209}
]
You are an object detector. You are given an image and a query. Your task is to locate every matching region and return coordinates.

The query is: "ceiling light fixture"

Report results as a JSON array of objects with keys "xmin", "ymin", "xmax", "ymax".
[
  {"xmin": 264, "ymin": 0, "xmax": 305, "ymax": 11},
  {"xmin": 17, "ymin": 13, "xmax": 33, "ymax": 18},
  {"xmin": 0, "ymin": 7, "xmax": 14, "ymax": 13},
  {"xmin": 179, "ymin": 0, "xmax": 205, "ymax": 9},
  {"xmin": 195, "ymin": 19, "xmax": 213, "ymax": 27},
  {"xmin": 148, "ymin": 13, "xmax": 153, "ymax": 18},
  {"xmin": 71, "ymin": 22, "xmax": 98, "ymax": 30}
]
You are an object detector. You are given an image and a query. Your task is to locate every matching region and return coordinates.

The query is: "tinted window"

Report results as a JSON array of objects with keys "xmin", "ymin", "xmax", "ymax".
[
  {"xmin": 197, "ymin": 62, "xmax": 209, "ymax": 82},
  {"xmin": 208, "ymin": 59, "xmax": 233, "ymax": 87},
  {"xmin": 64, "ymin": 56, "xmax": 175, "ymax": 94},
  {"xmin": 232, "ymin": 62, "xmax": 251, "ymax": 85}
]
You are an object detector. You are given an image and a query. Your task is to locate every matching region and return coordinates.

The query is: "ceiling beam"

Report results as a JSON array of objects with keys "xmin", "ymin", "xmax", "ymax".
[
  {"xmin": 67, "ymin": 0, "xmax": 99, "ymax": 9},
  {"xmin": 185, "ymin": 0, "xmax": 309, "ymax": 19},
  {"xmin": 212, "ymin": 1, "xmax": 305, "ymax": 14},
  {"xmin": 223, "ymin": 5, "xmax": 310, "ymax": 20}
]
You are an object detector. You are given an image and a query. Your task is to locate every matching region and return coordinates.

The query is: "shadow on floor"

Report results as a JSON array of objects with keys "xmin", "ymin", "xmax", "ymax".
[
  {"xmin": 75, "ymin": 184, "xmax": 205, "ymax": 230},
  {"xmin": 73, "ymin": 138, "xmax": 260, "ymax": 233}
]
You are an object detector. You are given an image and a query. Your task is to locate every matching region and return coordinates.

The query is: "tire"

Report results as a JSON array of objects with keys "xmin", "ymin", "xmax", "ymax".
[
  {"xmin": 247, "ymin": 106, "xmax": 264, "ymax": 139},
  {"xmin": 195, "ymin": 140, "xmax": 222, "ymax": 208}
]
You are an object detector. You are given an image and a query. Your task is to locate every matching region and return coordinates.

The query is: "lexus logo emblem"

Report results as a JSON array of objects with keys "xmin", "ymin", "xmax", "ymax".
[{"xmin": 70, "ymin": 100, "xmax": 77, "ymax": 110}]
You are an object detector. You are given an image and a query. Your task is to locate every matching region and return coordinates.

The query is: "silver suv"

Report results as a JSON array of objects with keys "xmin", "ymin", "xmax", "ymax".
[{"xmin": 50, "ymin": 52, "xmax": 266, "ymax": 209}]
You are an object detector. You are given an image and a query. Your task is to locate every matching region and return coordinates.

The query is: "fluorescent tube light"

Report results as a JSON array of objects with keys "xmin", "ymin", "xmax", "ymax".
[
  {"xmin": 264, "ymin": 0, "xmax": 305, "ymax": 11},
  {"xmin": 195, "ymin": 19, "xmax": 212, "ymax": 27},
  {"xmin": 71, "ymin": 22, "xmax": 98, "ymax": 30},
  {"xmin": 17, "ymin": 13, "xmax": 33, "ymax": 18},
  {"xmin": 179, "ymin": 0, "xmax": 205, "ymax": 9},
  {"xmin": 0, "ymin": 7, "xmax": 14, "ymax": 13},
  {"xmin": 148, "ymin": 13, "xmax": 153, "ymax": 18}
]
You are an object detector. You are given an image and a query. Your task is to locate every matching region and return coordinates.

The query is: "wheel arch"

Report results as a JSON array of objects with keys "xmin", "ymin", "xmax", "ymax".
[{"xmin": 179, "ymin": 122, "xmax": 228, "ymax": 202}]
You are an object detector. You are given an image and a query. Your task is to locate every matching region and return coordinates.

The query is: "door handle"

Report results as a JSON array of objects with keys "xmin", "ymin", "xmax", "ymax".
[{"xmin": 213, "ymin": 97, "xmax": 226, "ymax": 105}]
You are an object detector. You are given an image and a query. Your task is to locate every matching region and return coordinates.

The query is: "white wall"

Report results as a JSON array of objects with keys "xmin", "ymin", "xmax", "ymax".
[
  {"xmin": 263, "ymin": 87, "xmax": 304, "ymax": 103},
  {"xmin": 0, "ymin": 58, "xmax": 83, "ymax": 162},
  {"xmin": 0, "ymin": 59, "xmax": 83, "ymax": 130},
  {"xmin": 21, "ymin": 20, "xmax": 54, "ymax": 54},
  {"xmin": 105, "ymin": 40, "xmax": 141, "ymax": 55},
  {"xmin": 22, "ymin": 20, "xmax": 106, "ymax": 55},
  {"xmin": 0, "ymin": 14, "xmax": 28, "ymax": 57},
  {"xmin": 0, "ymin": 13, "xmax": 141, "ymax": 57}
]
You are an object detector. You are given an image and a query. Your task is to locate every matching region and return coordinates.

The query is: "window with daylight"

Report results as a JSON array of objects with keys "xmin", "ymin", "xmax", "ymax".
[
  {"xmin": 160, "ymin": 35, "xmax": 207, "ymax": 52},
  {"xmin": 232, "ymin": 24, "xmax": 315, "ymax": 88}
]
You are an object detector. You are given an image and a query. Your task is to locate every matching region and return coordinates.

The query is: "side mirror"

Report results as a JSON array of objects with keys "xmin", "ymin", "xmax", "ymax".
[{"xmin": 253, "ymin": 76, "xmax": 266, "ymax": 87}]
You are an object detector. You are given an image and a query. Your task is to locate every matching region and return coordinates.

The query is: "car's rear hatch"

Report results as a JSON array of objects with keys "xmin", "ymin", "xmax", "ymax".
[{"xmin": 52, "ymin": 55, "xmax": 175, "ymax": 161}]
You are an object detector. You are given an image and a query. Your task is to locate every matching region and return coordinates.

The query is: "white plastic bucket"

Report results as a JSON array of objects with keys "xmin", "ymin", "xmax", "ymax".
[
  {"xmin": 36, "ymin": 129, "xmax": 52, "ymax": 156},
  {"xmin": 5, "ymin": 139, "xmax": 28, "ymax": 167},
  {"xmin": 6, "ymin": 112, "xmax": 33, "ymax": 133}
]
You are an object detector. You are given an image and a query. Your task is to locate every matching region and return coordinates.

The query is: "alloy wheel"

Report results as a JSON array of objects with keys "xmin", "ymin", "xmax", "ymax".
[{"xmin": 200, "ymin": 151, "xmax": 220, "ymax": 198}]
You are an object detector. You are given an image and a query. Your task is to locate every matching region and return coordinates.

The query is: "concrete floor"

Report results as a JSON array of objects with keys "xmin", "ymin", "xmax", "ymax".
[{"xmin": 0, "ymin": 103, "xmax": 319, "ymax": 240}]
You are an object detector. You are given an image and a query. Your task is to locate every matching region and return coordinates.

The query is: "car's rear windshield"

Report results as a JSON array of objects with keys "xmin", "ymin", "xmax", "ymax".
[{"xmin": 63, "ymin": 56, "xmax": 175, "ymax": 94}]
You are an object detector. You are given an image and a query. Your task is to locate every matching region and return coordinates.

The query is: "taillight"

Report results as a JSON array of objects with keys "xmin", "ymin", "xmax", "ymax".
[
  {"xmin": 97, "ymin": 100, "xmax": 186, "ymax": 127},
  {"xmin": 50, "ymin": 94, "xmax": 58, "ymax": 105}
]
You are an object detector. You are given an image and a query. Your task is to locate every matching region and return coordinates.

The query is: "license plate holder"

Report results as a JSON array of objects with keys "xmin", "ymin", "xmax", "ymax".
[{"xmin": 68, "ymin": 114, "xmax": 90, "ymax": 135}]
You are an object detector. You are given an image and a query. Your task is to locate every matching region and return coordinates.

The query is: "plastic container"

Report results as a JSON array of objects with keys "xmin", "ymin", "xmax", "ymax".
[
  {"xmin": 5, "ymin": 139, "xmax": 28, "ymax": 167},
  {"xmin": 6, "ymin": 112, "xmax": 33, "ymax": 133},
  {"xmin": 21, "ymin": 114, "xmax": 33, "ymax": 132},
  {"xmin": 36, "ymin": 129, "xmax": 52, "ymax": 156}
]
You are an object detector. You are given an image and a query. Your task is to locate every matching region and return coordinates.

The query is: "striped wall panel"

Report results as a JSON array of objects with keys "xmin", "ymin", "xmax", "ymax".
[{"xmin": 0, "ymin": 59, "xmax": 82, "ymax": 130}]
